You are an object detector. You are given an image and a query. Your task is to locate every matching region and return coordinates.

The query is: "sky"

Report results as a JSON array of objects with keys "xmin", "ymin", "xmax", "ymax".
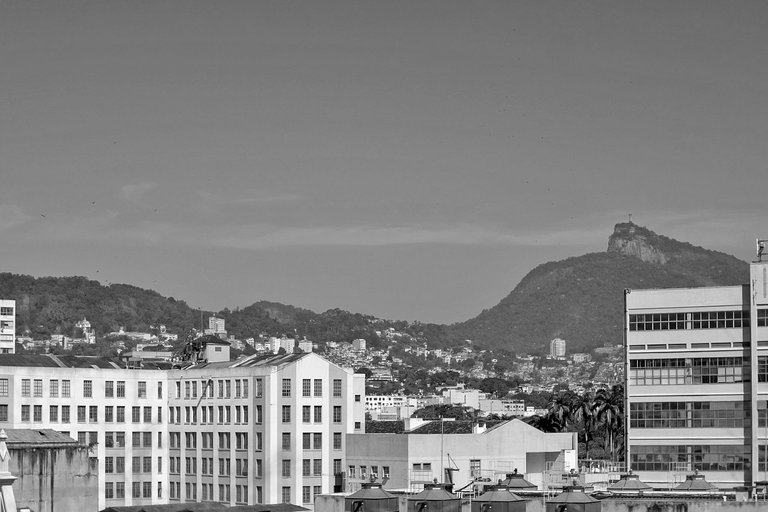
[{"xmin": 1, "ymin": 0, "xmax": 768, "ymax": 324}]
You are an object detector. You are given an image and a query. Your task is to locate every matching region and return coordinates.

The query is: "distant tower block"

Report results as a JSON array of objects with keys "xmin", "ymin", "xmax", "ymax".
[
  {"xmin": 550, "ymin": 338, "xmax": 566, "ymax": 359},
  {"xmin": 0, "ymin": 300, "xmax": 15, "ymax": 354}
]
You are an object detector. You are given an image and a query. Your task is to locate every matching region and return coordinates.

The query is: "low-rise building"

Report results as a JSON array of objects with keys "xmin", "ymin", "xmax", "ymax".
[{"xmin": 346, "ymin": 418, "xmax": 577, "ymax": 493}]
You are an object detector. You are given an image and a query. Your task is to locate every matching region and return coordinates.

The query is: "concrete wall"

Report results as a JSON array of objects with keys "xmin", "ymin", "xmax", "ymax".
[{"xmin": 10, "ymin": 445, "xmax": 98, "ymax": 512}]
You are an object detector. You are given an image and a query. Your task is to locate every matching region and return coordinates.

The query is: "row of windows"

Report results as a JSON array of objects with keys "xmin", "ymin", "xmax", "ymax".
[
  {"xmin": 168, "ymin": 482, "xmax": 256, "ymax": 505},
  {"xmin": 629, "ymin": 401, "xmax": 749, "ymax": 428},
  {"xmin": 629, "ymin": 310, "xmax": 750, "ymax": 331},
  {"xmin": 169, "ymin": 431, "xmax": 264, "ymax": 451},
  {"xmin": 104, "ymin": 481, "xmax": 161, "ymax": 500},
  {"xmin": 17, "ymin": 378, "xmax": 158, "ymax": 399},
  {"xmin": 176, "ymin": 378, "xmax": 255, "ymax": 400},
  {"xmin": 105, "ymin": 455, "xmax": 161, "ymax": 474},
  {"xmin": 13, "ymin": 404, "xmax": 162, "ymax": 424},
  {"xmin": 630, "ymin": 445, "xmax": 748, "ymax": 472},
  {"xmin": 629, "ymin": 358, "xmax": 746, "ymax": 385},
  {"xmin": 283, "ymin": 378, "xmax": 344, "ymax": 398},
  {"xmin": 104, "ymin": 431, "xmax": 159, "ymax": 449},
  {"xmin": 168, "ymin": 405, "xmax": 249, "ymax": 425},
  {"xmin": 348, "ymin": 464, "xmax": 390, "ymax": 480}
]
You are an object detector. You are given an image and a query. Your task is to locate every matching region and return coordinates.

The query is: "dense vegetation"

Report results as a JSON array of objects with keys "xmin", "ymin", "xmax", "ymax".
[{"xmin": 449, "ymin": 223, "xmax": 748, "ymax": 354}]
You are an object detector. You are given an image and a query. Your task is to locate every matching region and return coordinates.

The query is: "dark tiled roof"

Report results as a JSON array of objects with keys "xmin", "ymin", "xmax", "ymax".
[
  {"xmin": 409, "ymin": 420, "xmax": 507, "ymax": 434},
  {"xmin": 187, "ymin": 352, "xmax": 310, "ymax": 370},
  {"xmin": 0, "ymin": 354, "xmax": 168, "ymax": 370},
  {"xmin": 4, "ymin": 429, "xmax": 79, "ymax": 447},
  {"xmin": 365, "ymin": 421, "xmax": 405, "ymax": 433}
]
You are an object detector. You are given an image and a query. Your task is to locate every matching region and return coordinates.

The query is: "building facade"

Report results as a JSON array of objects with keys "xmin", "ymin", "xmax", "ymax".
[
  {"xmin": 0, "ymin": 300, "xmax": 15, "ymax": 354},
  {"xmin": 625, "ymin": 258, "xmax": 768, "ymax": 489},
  {"xmin": 346, "ymin": 418, "xmax": 577, "ymax": 492},
  {"xmin": 0, "ymin": 351, "xmax": 364, "ymax": 510}
]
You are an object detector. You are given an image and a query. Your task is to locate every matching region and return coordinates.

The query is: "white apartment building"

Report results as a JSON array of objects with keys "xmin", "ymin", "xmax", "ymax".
[
  {"xmin": 625, "ymin": 256, "xmax": 768, "ymax": 489},
  {"xmin": 0, "ymin": 351, "xmax": 365, "ymax": 510},
  {"xmin": 0, "ymin": 300, "xmax": 15, "ymax": 354},
  {"xmin": 549, "ymin": 338, "xmax": 566, "ymax": 359}
]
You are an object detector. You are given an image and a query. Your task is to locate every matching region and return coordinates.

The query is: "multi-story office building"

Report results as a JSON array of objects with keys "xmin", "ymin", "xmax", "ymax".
[
  {"xmin": 625, "ymin": 256, "xmax": 768, "ymax": 489},
  {"xmin": 0, "ymin": 350, "xmax": 364, "ymax": 510},
  {"xmin": 0, "ymin": 300, "xmax": 15, "ymax": 354}
]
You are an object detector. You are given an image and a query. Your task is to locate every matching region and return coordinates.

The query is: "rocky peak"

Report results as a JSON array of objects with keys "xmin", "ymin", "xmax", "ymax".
[{"xmin": 607, "ymin": 222, "xmax": 668, "ymax": 264}]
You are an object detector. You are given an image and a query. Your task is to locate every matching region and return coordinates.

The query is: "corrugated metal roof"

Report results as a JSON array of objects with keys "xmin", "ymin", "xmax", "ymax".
[{"xmin": 409, "ymin": 420, "xmax": 507, "ymax": 435}]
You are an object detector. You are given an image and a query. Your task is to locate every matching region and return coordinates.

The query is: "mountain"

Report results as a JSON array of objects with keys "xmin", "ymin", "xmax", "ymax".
[
  {"xmin": 0, "ymin": 274, "xmax": 391, "ymax": 346},
  {"xmin": 448, "ymin": 222, "xmax": 749, "ymax": 354}
]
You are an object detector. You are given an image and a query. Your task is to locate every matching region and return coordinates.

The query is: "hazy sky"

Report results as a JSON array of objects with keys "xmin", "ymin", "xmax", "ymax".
[{"xmin": 2, "ymin": 0, "xmax": 767, "ymax": 323}]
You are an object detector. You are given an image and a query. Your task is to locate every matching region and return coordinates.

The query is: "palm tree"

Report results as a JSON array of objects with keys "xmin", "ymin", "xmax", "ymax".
[
  {"xmin": 572, "ymin": 391, "xmax": 596, "ymax": 459},
  {"xmin": 548, "ymin": 390, "xmax": 576, "ymax": 432},
  {"xmin": 594, "ymin": 384, "xmax": 624, "ymax": 463}
]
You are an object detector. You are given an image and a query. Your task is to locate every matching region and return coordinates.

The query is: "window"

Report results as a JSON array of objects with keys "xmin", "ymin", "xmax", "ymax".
[
  {"xmin": 116, "ymin": 381, "xmax": 125, "ymax": 398},
  {"xmin": 313, "ymin": 433, "xmax": 322, "ymax": 450},
  {"xmin": 83, "ymin": 380, "xmax": 92, "ymax": 398},
  {"xmin": 282, "ymin": 378, "xmax": 291, "ymax": 397},
  {"xmin": 116, "ymin": 406, "xmax": 125, "ymax": 422},
  {"xmin": 256, "ymin": 378, "xmax": 263, "ymax": 397},
  {"xmin": 61, "ymin": 405, "xmax": 70, "ymax": 423},
  {"xmin": 62, "ymin": 380, "xmax": 71, "ymax": 398},
  {"xmin": 138, "ymin": 381, "xmax": 147, "ymax": 398},
  {"xmin": 303, "ymin": 379, "xmax": 311, "ymax": 397},
  {"xmin": 334, "ymin": 432, "xmax": 342, "ymax": 450},
  {"xmin": 355, "ymin": 394, "xmax": 361, "ymax": 402},
  {"xmin": 89, "ymin": 405, "xmax": 98, "ymax": 422},
  {"xmin": 143, "ymin": 456, "xmax": 152, "ymax": 473},
  {"xmin": 314, "ymin": 485, "xmax": 321, "ymax": 497},
  {"xmin": 354, "ymin": 421, "xmax": 361, "ymax": 430},
  {"xmin": 470, "ymin": 459, "xmax": 481, "ymax": 478},
  {"xmin": 282, "ymin": 405, "xmax": 291, "ymax": 423},
  {"xmin": 33, "ymin": 379, "xmax": 43, "ymax": 397},
  {"xmin": 303, "ymin": 433, "xmax": 311, "ymax": 450},
  {"xmin": 116, "ymin": 482, "xmax": 125, "ymax": 499},
  {"xmin": 219, "ymin": 433, "xmax": 231, "ymax": 450},
  {"xmin": 256, "ymin": 432, "xmax": 263, "ymax": 451},
  {"xmin": 282, "ymin": 459, "xmax": 291, "ymax": 477},
  {"xmin": 282, "ymin": 432, "xmax": 291, "ymax": 450},
  {"xmin": 303, "ymin": 406, "xmax": 311, "ymax": 423},
  {"xmin": 33, "ymin": 405, "xmax": 42, "ymax": 422},
  {"xmin": 243, "ymin": 379, "xmax": 249, "ymax": 398},
  {"xmin": 77, "ymin": 406, "xmax": 86, "ymax": 423},
  {"xmin": 144, "ymin": 406, "xmax": 152, "ymax": 423},
  {"xmin": 105, "ymin": 381, "xmax": 114, "ymax": 397},
  {"xmin": 334, "ymin": 459, "xmax": 342, "ymax": 475},
  {"xmin": 0, "ymin": 379, "xmax": 8, "ymax": 397},
  {"xmin": 105, "ymin": 482, "xmax": 114, "ymax": 499},
  {"xmin": 21, "ymin": 379, "xmax": 30, "ymax": 397},
  {"xmin": 314, "ymin": 406, "xmax": 322, "ymax": 423},
  {"xmin": 50, "ymin": 405, "xmax": 58, "ymax": 422},
  {"xmin": 333, "ymin": 406, "xmax": 342, "ymax": 423},
  {"xmin": 314, "ymin": 458, "xmax": 322, "ymax": 475},
  {"xmin": 282, "ymin": 487, "xmax": 291, "ymax": 504},
  {"xmin": 235, "ymin": 380, "xmax": 241, "ymax": 398},
  {"xmin": 333, "ymin": 379, "xmax": 342, "ymax": 397},
  {"xmin": 303, "ymin": 486, "xmax": 311, "ymax": 504},
  {"xmin": 132, "ymin": 406, "xmax": 141, "ymax": 423},
  {"xmin": 303, "ymin": 459, "xmax": 311, "ymax": 476},
  {"xmin": 116, "ymin": 456, "xmax": 125, "ymax": 473},
  {"xmin": 236, "ymin": 432, "xmax": 248, "ymax": 450},
  {"xmin": 115, "ymin": 432, "xmax": 125, "ymax": 447},
  {"xmin": 132, "ymin": 456, "xmax": 141, "ymax": 473},
  {"xmin": 314, "ymin": 379, "xmax": 322, "ymax": 397},
  {"xmin": 133, "ymin": 482, "xmax": 141, "ymax": 499},
  {"xmin": 132, "ymin": 432, "xmax": 141, "ymax": 447},
  {"xmin": 256, "ymin": 405, "xmax": 263, "ymax": 423},
  {"xmin": 105, "ymin": 406, "xmax": 113, "ymax": 422},
  {"xmin": 0, "ymin": 405, "xmax": 6, "ymax": 422},
  {"xmin": 143, "ymin": 431, "xmax": 152, "ymax": 447},
  {"xmin": 256, "ymin": 459, "xmax": 263, "ymax": 477}
]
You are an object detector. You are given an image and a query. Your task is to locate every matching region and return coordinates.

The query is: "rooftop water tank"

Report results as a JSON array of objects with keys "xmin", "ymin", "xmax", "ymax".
[
  {"xmin": 407, "ymin": 483, "xmax": 462, "ymax": 512},
  {"xmin": 346, "ymin": 483, "xmax": 399, "ymax": 512}
]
